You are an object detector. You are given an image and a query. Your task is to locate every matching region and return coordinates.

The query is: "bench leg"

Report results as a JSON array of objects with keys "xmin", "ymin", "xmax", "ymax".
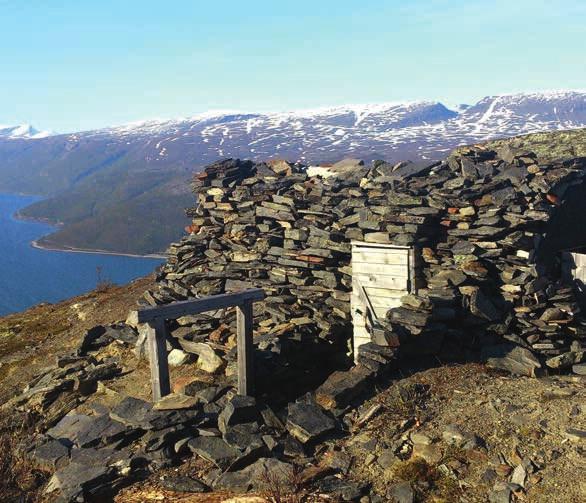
[
  {"xmin": 236, "ymin": 301, "xmax": 254, "ymax": 396},
  {"xmin": 146, "ymin": 318, "xmax": 171, "ymax": 401}
]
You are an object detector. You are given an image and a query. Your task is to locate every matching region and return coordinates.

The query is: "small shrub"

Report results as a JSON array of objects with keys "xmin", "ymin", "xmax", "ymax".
[
  {"xmin": 393, "ymin": 457, "xmax": 463, "ymax": 502},
  {"xmin": 95, "ymin": 266, "xmax": 114, "ymax": 293},
  {"xmin": 257, "ymin": 463, "xmax": 305, "ymax": 503}
]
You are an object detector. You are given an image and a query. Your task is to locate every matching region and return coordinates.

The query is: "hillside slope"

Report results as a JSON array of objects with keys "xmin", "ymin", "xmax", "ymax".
[{"xmin": 1, "ymin": 91, "xmax": 585, "ymax": 254}]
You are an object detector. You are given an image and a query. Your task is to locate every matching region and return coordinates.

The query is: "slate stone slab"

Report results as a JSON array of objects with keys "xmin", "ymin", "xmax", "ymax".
[
  {"xmin": 218, "ymin": 395, "xmax": 259, "ymax": 433},
  {"xmin": 29, "ymin": 439, "xmax": 70, "ymax": 470},
  {"xmin": 313, "ymin": 475, "xmax": 365, "ymax": 501},
  {"xmin": 213, "ymin": 457, "xmax": 293, "ymax": 492},
  {"xmin": 110, "ymin": 396, "xmax": 201, "ymax": 430},
  {"xmin": 188, "ymin": 436, "xmax": 240, "ymax": 470},
  {"xmin": 110, "ymin": 397, "xmax": 154, "ymax": 428},
  {"xmin": 45, "ymin": 462, "xmax": 116, "ymax": 502},
  {"xmin": 223, "ymin": 422, "xmax": 263, "ymax": 451},
  {"xmin": 315, "ymin": 365, "xmax": 373, "ymax": 410},
  {"xmin": 160, "ymin": 474, "xmax": 209, "ymax": 493},
  {"xmin": 482, "ymin": 344, "xmax": 542, "ymax": 377},
  {"xmin": 286, "ymin": 402, "xmax": 336, "ymax": 443}
]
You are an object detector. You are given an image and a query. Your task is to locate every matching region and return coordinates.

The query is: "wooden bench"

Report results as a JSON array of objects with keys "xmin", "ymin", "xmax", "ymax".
[{"xmin": 135, "ymin": 288, "xmax": 265, "ymax": 401}]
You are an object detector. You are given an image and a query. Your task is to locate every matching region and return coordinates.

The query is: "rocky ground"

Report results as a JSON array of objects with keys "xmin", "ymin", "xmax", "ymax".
[
  {"xmin": 110, "ymin": 364, "xmax": 585, "ymax": 503},
  {"xmin": 0, "ymin": 276, "xmax": 583, "ymax": 503}
]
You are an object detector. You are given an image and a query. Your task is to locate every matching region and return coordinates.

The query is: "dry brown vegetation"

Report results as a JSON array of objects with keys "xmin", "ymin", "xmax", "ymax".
[{"xmin": 0, "ymin": 413, "xmax": 48, "ymax": 502}]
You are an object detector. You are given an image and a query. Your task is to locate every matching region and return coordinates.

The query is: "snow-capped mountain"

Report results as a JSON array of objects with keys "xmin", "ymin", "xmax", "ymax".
[
  {"xmin": 54, "ymin": 90, "xmax": 586, "ymax": 164},
  {"xmin": 0, "ymin": 90, "xmax": 584, "ymax": 256},
  {"xmin": 0, "ymin": 123, "xmax": 51, "ymax": 139},
  {"xmin": 1, "ymin": 90, "xmax": 585, "ymax": 195}
]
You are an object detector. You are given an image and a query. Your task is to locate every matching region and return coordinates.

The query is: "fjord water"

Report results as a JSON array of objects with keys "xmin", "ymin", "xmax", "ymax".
[{"xmin": 0, "ymin": 193, "xmax": 164, "ymax": 316}]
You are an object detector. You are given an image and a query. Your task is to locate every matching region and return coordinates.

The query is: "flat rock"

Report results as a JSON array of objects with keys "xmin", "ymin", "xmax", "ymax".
[
  {"xmin": 154, "ymin": 393, "xmax": 199, "ymax": 410},
  {"xmin": 110, "ymin": 395, "xmax": 201, "ymax": 430},
  {"xmin": 286, "ymin": 402, "xmax": 335, "ymax": 444},
  {"xmin": 546, "ymin": 351, "xmax": 584, "ymax": 370},
  {"xmin": 45, "ymin": 461, "xmax": 115, "ymax": 501},
  {"xmin": 214, "ymin": 457, "xmax": 292, "ymax": 492},
  {"xmin": 29, "ymin": 438, "xmax": 70, "ymax": 470},
  {"xmin": 188, "ymin": 436, "xmax": 240, "ymax": 470},
  {"xmin": 218, "ymin": 395, "xmax": 259, "ymax": 433},
  {"xmin": 160, "ymin": 474, "xmax": 208, "ymax": 493},
  {"xmin": 110, "ymin": 396, "xmax": 154, "ymax": 428},
  {"xmin": 315, "ymin": 365, "xmax": 372, "ymax": 410},
  {"xmin": 313, "ymin": 475, "xmax": 364, "ymax": 501},
  {"xmin": 223, "ymin": 422, "xmax": 263, "ymax": 451},
  {"xmin": 482, "ymin": 344, "xmax": 541, "ymax": 377}
]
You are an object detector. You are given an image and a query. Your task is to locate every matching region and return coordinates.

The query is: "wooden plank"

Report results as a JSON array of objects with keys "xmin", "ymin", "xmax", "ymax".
[
  {"xmin": 352, "ymin": 262, "xmax": 409, "ymax": 277},
  {"xmin": 364, "ymin": 286, "xmax": 407, "ymax": 297},
  {"xmin": 137, "ymin": 288, "xmax": 265, "ymax": 323},
  {"xmin": 236, "ymin": 300, "xmax": 254, "ymax": 396},
  {"xmin": 373, "ymin": 305, "xmax": 392, "ymax": 318},
  {"xmin": 352, "ymin": 241, "xmax": 412, "ymax": 250},
  {"xmin": 352, "ymin": 293, "xmax": 404, "ymax": 307},
  {"xmin": 354, "ymin": 274, "xmax": 408, "ymax": 290},
  {"xmin": 146, "ymin": 318, "xmax": 171, "ymax": 401},
  {"xmin": 352, "ymin": 252, "xmax": 409, "ymax": 265}
]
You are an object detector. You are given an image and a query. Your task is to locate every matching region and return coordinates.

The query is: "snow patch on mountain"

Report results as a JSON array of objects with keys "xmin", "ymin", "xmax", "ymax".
[{"xmin": 0, "ymin": 123, "xmax": 52, "ymax": 139}]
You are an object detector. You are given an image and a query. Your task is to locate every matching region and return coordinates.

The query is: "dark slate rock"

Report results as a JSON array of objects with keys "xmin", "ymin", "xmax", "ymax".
[
  {"xmin": 142, "ymin": 425, "xmax": 193, "ymax": 452},
  {"xmin": 110, "ymin": 396, "xmax": 154, "ymax": 428},
  {"xmin": 79, "ymin": 326, "xmax": 113, "ymax": 354},
  {"xmin": 29, "ymin": 438, "xmax": 70, "ymax": 470},
  {"xmin": 223, "ymin": 422, "xmax": 263, "ymax": 451},
  {"xmin": 47, "ymin": 413, "xmax": 94, "ymax": 447},
  {"xmin": 313, "ymin": 475, "xmax": 364, "ymax": 501},
  {"xmin": 160, "ymin": 474, "xmax": 209, "ymax": 493},
  {"xmin": 213, "ymin": 457, "xmax": 293, "ymax": 492},
  {"xmin": 69, "ymin": 446, "xmax": 132, "ymax": 468},
  {"xmin": 315, "ymin": 365, "xmax": 373, "ymax": 410},
  {"xmin": 106, "ymin": 323, "xmax": 139, "ymax": 345},
  {"xmin": 470, "ymin": 289, "xmax": 501, "ymax": 322},
  {"xmin": 286, "ymin": 402, "xmax": 336, "ymax": 443},
  {"xmin": 188, "ymin": 436, "xmax": 240, "ymax": 470},
  {"xmin": 218, "ymin": 395, "xmax": 259, "ymax": 433},
  {"xmin": 110, "ymin": 396, "xmax": 201, "ymax": 430},
  {"xmin": 45, "ymin": 462, "xmax": 115, "ymax": 502},
  {"xmin": 482, "ymin": 344, "xmax": 542, "ymax": 377},
  {"xmin": 74, "ymin": 414, "xmax": 128, "ymax": 448}
]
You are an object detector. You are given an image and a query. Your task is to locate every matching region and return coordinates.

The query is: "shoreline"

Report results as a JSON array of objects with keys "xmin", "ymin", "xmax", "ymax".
[
  {"xmin": 7, "ymin": 200, "xmax": 165, "ymax": 260},
  {"xmin": 31, "ymin": 239, "xmax": 167, "ymax": 260}
]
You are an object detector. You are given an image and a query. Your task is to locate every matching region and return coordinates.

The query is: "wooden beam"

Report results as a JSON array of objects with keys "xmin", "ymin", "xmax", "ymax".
[
  {"xmin": 236, "ymin": 300, "xmax": 254, "ymax": 396},
  {"xmin": 137, "ymin": 288, "xmax": 265, "ymax": 323},
  {"xmin": 146, "ymin": 318, "xmax": 171, "ymax": 401}
]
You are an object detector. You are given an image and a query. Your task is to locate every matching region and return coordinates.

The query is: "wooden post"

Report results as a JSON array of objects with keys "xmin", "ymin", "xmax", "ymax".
[
  {"xmin": 236, "ymin": 300, "xmax": 254, "ymax": 396},
  {"xmin": 146, "ymin": 317, "xmax": 171, "ymax": 401}
]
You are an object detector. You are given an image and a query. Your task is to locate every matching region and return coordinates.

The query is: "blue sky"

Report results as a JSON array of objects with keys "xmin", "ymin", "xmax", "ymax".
[{"xmin": 1, "ymin": 0, "xmax": 585, "ymax": 132}]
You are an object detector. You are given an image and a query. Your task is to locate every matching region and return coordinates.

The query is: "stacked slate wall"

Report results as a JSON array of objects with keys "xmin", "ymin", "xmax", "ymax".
[{"xmin": 146, "ymin": 149, "xmax": 586, "ymax": 374}]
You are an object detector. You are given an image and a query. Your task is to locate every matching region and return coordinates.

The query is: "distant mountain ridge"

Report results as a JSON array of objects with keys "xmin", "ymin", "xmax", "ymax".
[
  {"xmin": 0, "ymin": 123, "xmax": 51, "ymax": 139},
  {"xmin": 2, "ymin": 91, "xmax": 585, "ymax": 177},
  {"xmin": 0, "ymin": 90, "xmax": 585, "ymax": 255}
]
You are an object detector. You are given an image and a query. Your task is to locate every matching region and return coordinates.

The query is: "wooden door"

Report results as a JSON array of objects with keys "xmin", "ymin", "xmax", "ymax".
[{"xmin": 351, "ymin": 242, "xmax": 414, "ymax": 353}]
